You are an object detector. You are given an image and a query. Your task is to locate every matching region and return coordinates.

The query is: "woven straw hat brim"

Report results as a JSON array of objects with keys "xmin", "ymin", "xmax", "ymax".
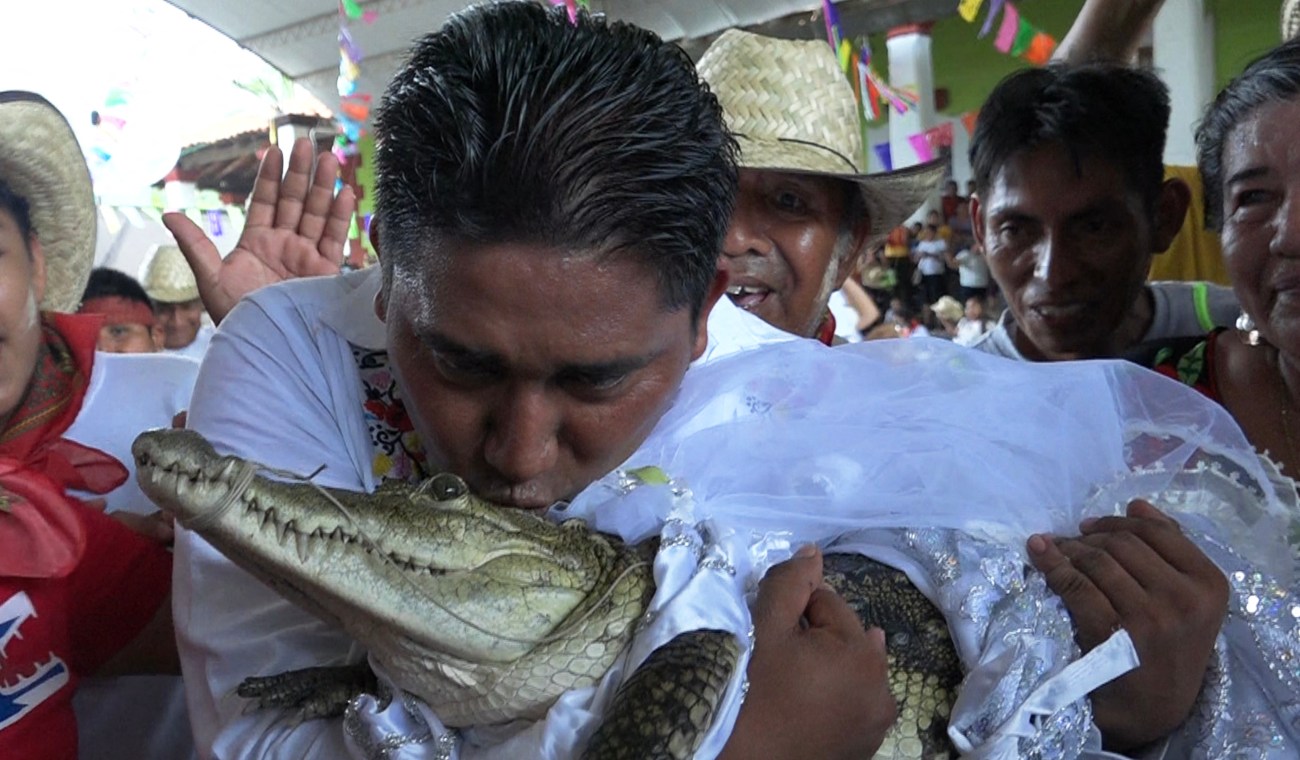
[
  {"xmin": 1286, "ymin": 0, "xmax": 1299, "ymax": 41},
  {"xmin": 146, "ymin": 283, "xmax": 200, "ymax": 304},
  {"xmin": 737, "ymin": 134, "xmax": 947, "ymax": 245},
  {"xmin": 700, "ymin": 29, "xmax": 945, "ymax": 247},
  {"xmin": 142, "ymin": 244, "xmax": 200, "ymax": 304},
  {"xmin": 0, "ymin": 92, "xmax": 95, "ymax": 313}
]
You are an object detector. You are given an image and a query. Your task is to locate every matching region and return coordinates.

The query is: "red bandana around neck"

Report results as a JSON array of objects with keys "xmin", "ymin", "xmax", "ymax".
[
  {"xmin": 815, "ymin": 309, "xmax": 837, "ymax": 346},
  {"xmin": 0, "ymin": 313, "xmax": 128, "ymax": 579}
]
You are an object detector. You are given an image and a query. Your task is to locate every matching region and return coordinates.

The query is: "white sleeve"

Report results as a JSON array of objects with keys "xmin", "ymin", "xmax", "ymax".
[{"xmin": 174, "ymin": 293, "xmax": 368, "ymax": 759}]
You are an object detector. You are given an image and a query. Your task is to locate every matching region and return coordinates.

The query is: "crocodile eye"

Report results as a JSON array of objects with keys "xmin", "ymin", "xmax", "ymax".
[{"xmin": 427, "ymin": 473, "xmax": 467, "ymax": 501}]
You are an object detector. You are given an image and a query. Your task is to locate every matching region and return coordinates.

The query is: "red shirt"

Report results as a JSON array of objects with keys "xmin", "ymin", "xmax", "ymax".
[{"xmin": 0, "ymin": 506, "xmax": 171, "ymax": 760}]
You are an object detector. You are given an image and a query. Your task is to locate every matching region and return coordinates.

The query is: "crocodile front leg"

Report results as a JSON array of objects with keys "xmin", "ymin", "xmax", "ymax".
[{"xmin": 237, "ymin": 661, "xmax": 381, "ymax": 721}]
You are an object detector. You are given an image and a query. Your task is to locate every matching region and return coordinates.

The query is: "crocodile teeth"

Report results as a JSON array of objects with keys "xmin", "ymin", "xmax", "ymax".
[
  {"xmin": 277, "ymin": 519, "xmax": 294, "ymax": 546},
  {"xmin": 295, "ymin": 532, "xmax": 312, "ymax": 563}
]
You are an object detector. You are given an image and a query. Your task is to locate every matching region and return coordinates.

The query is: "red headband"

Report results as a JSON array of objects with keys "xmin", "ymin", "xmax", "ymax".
[{"xmin": 78, "ymin": 296, "xmax": 155, "ymax": 328}]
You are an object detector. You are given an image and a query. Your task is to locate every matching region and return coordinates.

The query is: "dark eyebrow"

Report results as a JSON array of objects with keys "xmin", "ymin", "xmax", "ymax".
[
  {"xmin": 423, "ymin": 330, "xmax": 657, "ymax": 380},
  {"xmin": 984, "ymin": 205, "xmax": 1037, "ymax": 222},
  {"xmin": 1226, "ymin": 166, "xmax": 1270, "ymax": 186},
  {"xmin": 422, "ymin": 332, "xmax": 505, "ymax": 373},
  {"xmin": 555, "ymin": 354, "xmax": 654, "ymax": 383}
]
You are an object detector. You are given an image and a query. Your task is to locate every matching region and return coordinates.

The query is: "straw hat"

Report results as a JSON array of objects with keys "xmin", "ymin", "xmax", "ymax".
[
  {"xmin": 931, "ymin": 294, "xmax": 964, "ymax": 323},
  {"xmin": 0, "ymin": 92, "xmax": 96, "ymax": 313},
  {"xmin": 141, "ymin": 244, "xmax": 200, "ymax": 303},
  {"xmin": 1286, "ymin": 0, "xmax": 1299, "ymax": 41},
  {"xmin": 697, "ymin": 29, "xmax": 945, "ymax": 246}
]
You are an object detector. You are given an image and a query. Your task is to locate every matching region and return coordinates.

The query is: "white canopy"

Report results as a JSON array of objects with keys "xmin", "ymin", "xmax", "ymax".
[{"xmin": 164, "ymin": 0, "xmax": 954, "ymax": 123}]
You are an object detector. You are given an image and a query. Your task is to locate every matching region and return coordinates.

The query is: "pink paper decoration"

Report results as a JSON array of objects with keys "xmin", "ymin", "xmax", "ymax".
[
  {"xmin": 995, "ymin": 2, "xmax": 1020, "ymax": 53},
  {"xmin": 909, "ymin": 133, "xmax": 935, "ymax": 163}
]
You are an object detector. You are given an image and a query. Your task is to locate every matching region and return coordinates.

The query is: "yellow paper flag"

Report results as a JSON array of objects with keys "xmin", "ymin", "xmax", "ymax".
[{"xmin": 959, "ymin": 0, "xmax": 985, "ymax": 23}]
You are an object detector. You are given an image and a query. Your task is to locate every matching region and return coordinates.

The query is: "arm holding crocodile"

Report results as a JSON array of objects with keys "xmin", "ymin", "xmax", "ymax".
[{"xmin": 719, "ymin": 546, "xmax": 896, "ymax": 760}]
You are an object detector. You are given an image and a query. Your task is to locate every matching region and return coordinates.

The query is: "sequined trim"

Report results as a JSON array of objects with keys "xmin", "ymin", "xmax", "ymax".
[{"xmin": 343, "ymin": 689, "xmax": 459, "ymax": 760}]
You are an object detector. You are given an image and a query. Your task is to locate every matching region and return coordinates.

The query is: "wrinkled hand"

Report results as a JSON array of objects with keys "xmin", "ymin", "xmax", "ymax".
[
  {"xmin": 83, "ymin": 497, "xmax": 175, "ymax": 546},
  {"xmin": 162, "ymin": 137, "xmax": 356, "ymax": 325},
  {"xmin": 1028, "ymin": 499, "xmax": 1228, "ymax": 751},
  {"xmin": 720, "ymin": 545, "xmax": 896, "ymax": 760}
]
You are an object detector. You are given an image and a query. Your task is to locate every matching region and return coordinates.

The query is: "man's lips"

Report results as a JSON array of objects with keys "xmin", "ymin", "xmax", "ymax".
[
  {"xmin": 726, "ymin": 284, "xmax": 772, "ymax": 311},
  {"xmin": 1026, "ymin": 302, "xmax": 1091, "ymax": 327},
  {"xmin": 468, "ymin": 480, "xmax": 561, "ymax": 512}
]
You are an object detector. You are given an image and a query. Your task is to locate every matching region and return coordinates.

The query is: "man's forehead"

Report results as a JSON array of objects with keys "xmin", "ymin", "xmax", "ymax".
[
  {"xmin": 395, "ymin": 243, "xmax": 682, "ymax": 310},
  {"xmin": 985, "ymin": 147, "xmax": 1136, "ymax": 211}
]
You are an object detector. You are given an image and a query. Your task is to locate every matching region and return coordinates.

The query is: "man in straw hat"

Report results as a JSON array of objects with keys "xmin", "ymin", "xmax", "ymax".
[
  {"xmin": 0, "ymin": 91, "xmax": 196, "ymax": 758},
  {"xmin": 164, "ymin": 5, "xmax": 1300, "ymax": 759},
  {"xmin": 696, "ymin": 29, "xmax": 944, "ymax": 344},
  {"xmin": 142, "ymin": 244, "xmax": 215, "ymax": 361}
]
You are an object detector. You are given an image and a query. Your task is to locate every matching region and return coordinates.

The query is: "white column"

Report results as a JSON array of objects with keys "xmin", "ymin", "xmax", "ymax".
[
  {"xmin": 162, "ymin": 178, "xmax": 197, "ymax": 210},
  {"xmin": 886, "ymin": 24, "xmax": 939, "ymax": 218},
  {"xmin": 272, "ymin": 116, "xmax": 320, "ymax": 178},
  {"xmin": 1154, "ymin": 0, "xmax": 1215, "ymax": 166}
]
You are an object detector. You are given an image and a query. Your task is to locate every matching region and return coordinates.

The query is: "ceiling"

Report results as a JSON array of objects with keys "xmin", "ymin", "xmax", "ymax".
[{"xmin": 166, "ymin": 0, "xmax": 956, "ymax": 123}]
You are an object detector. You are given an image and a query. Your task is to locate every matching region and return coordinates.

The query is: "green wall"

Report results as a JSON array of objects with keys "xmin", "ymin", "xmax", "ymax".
[
  {"xmin": 861, "ymin": 0, "xmax": 1281, "ymax": 121},
  {"xmin": 932, "ymin": 0, "xmax": 1085, "ymax": 115},
  {"xmin": 1211, "ymin": 0, "xmax": 1283, "ymax": 91}
]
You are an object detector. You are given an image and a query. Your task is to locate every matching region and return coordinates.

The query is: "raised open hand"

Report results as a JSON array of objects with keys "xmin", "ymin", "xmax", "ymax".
[{"xmin": 162, "ymin": 137, "xmax": 356, "ymax": 325}]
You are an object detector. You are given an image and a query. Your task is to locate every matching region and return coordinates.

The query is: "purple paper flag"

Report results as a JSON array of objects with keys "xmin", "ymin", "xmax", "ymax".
[
  {"xmin": 994, "ymin": 3, "xmax": 1020, "ymax": 53},
  {"xmin": 979, "ymin": 0, "xmax": 1006, "ymax": 38},
  {"xmin": 822, "ymin": 0, "xmax": 844, "ymax": 46},
  {"xmin": 873, "ymin": 143, "xmax": 893, "ymax": 172},
  {"xmin": 908, "ymin": 133, "xmax": 935, "ymax": 163},
  {"xmin": 339, "ymin": 27, "xmax": 362, "ymax": 62}
]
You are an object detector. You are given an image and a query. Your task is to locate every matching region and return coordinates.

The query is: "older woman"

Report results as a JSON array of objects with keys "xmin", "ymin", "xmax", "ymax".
[
  {"xmin": 0, "ymin": 91, "xmax": 188, "ymax": 759},
  {"xmin": 1137, "ymin": 37, "xmax": 1300, "ymax": 484}
]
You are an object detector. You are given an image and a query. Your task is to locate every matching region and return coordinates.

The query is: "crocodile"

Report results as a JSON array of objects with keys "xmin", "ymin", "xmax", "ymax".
[{"xmin": 134, "ymin": 428, "xmax": 961, "ymax": 759}]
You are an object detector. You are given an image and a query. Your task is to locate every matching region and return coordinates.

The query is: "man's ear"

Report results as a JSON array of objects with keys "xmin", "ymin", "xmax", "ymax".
[
  {"xmin": 367, "ymin": 214, "xmax": 382, "ymax": 263},
  {"xmin": 836, "ymin": 212, "xmax": 874, "ymax": 290},
  {"xmin": 151, "ymin": 325, "xmax": 164, "ymax": 351},
  {"xmin": 970, "ymin": 194, "xmax": 986, "ymax": 248},
  {"xmin": 691, "ymin": 269, "xmax": 729, "ymax": 361},
  {"xmin": 368, "ymin": 215, "xmax": 389, "ymax": 323},
  {"xmin": 1152, "ymin": 178, "xmax": 1193, "ymax": 255}
]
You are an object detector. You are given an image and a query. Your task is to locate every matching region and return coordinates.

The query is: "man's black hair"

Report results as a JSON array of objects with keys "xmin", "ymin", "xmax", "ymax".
[
  {"xmin": 970, "ymin": 63, "xmax": 1171, "ymax": 213},
  {"xmin": 1196, "ymin": 37, "xmax": 1300, "ymax": 230},
  {"xmin": 0, "ymin": 178, "xmax": 33, "ymax": 243},
  {"xmin": 81, "ymin": 267, "xmax": 152, "ymax": 308},
  {"xmin": 373, "ymin": 2, "xmax": 737, "ymax": 316}
]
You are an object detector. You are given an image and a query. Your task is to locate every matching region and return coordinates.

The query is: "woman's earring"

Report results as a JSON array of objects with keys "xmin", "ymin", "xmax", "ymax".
[{"xmin": 1236, "ymin": 310, "xmax": 1262, "ymax": 346}]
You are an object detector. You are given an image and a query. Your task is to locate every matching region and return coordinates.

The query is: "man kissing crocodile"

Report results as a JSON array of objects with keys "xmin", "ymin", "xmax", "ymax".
[{"xmin": 159, "ymin": 3, "xmax": 1299, "ymax": 759}]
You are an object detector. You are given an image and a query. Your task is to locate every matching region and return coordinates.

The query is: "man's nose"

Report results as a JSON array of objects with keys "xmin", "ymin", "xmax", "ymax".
[
  {"xmin": 483, "ymin": 384, "xmax": 560, "ymax": 484},
  {"xmin": 721, "ymin": 197, "xmax": 771, "ymax": 260},
  {"xmin": 1032, "ymin": 233, "xmax": 1083, "ymax": 290}
]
